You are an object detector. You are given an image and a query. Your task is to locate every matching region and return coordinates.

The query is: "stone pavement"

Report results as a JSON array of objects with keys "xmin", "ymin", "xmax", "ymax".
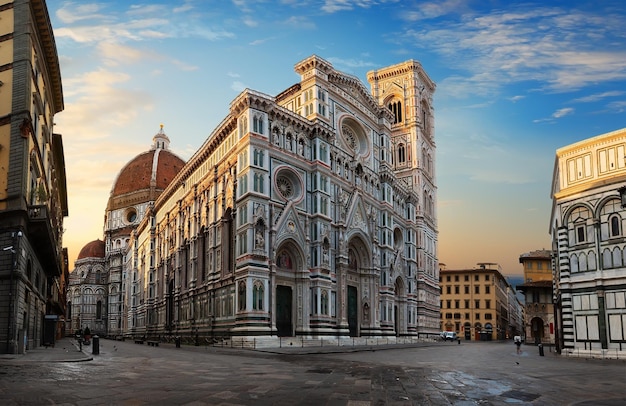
[
  {"xmin": 1, "ymin": 338, "xmax": 625, "ymax": 405},
  {"xmin": 0, "ymin": 337, "xmax": 92, "ymax": 363}
]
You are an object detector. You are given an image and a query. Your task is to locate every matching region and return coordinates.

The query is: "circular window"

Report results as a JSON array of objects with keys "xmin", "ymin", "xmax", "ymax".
[
  {"xmin": 340, "ymin": 118, "xmax": 369, "ymax": 156},
  {"xmin": 126, "ymin": 208, "xmax": 137, "ymax": 223},
  {"xmin": 342, "ymin": 125, "xmax": 358, "ymax": 151},
  {"xmin": 274, "ymin": 168, "xmax": 302, "ymax": 202},
  {"xmin": 276, "ymin": 176, "xmax": 294, "ymax": 199}
]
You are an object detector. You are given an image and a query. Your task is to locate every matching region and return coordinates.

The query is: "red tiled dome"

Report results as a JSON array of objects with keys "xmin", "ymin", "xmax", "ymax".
[
  {"xmin": 77, "ymin": 239, "xmax": 105, "ymax": 260},
  {"xmin": 110, "ymin": 149, "xmax": 184, "ymax": 198}
]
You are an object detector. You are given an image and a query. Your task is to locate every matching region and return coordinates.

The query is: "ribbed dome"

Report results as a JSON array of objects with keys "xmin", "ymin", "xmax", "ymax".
[
  {"xmin": 107, "ymin": 126, "xmax": 185, "ymax": 211},
  {"xmin": 110, "ymin": 149, "xmax": 184, "ymax": 197},
  {"xmin": 77, "ymin": 239, "xmax": 105, "ymax": 260}
]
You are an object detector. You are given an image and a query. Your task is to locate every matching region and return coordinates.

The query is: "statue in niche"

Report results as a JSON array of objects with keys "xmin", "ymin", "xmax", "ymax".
[
  {"xmin": 273, "ymin": 129, "xmax": 280, "ymax": 145},
  {"xmin": 255, "ymin": 229, "xmax": 264, "ymax": 250},
  {"xmin": 298, "ymin": 140, "xmax": 304, "ymax": 156}
]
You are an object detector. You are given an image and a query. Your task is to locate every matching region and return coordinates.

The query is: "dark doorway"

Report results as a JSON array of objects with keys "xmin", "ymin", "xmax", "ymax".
[
  {"xmin": 276, "ymin": 285, "xmax": 293, "ymax": 337},
  {"xmin": 348, "ymin": 286, "xmax": 358, "ymax": 337},
  {"xmin": 166, "ymin": 280, "xmax": 174, "ymax": 331},
  {"xmin": 531, "ymin": 317, "xmax": 544, "ymax": 344},
  {"xmin": 394, "ymin": 305, "xmax": 399, "ymax": 336}
]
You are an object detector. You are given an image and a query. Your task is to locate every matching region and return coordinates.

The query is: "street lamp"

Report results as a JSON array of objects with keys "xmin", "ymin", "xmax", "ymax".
[{"xmin": 618, "ymin": 186, "xmax": 626, "ymax": 208}]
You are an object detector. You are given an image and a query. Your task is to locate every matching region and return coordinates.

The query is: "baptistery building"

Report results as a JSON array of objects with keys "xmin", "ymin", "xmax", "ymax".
[
  {"xmin": 551, "ymin": 128, "xmax": 626, "ymax": 357},
  {"xmin": 73, "ymin": 55, "xmax": 440, "ymax": 342}
]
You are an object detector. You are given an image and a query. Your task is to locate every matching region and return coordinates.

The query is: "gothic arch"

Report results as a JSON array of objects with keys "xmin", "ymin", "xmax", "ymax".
[
  {"xmin": 346, "ymin": 233, "xmax": 372, "ymax": 271},
  {"xmin": 275, "ymin": 239, "xmax": 305, "ymax": 272}
]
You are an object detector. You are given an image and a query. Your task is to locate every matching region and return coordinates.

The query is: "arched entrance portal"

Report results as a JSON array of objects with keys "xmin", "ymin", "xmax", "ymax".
[
  {"xmin": 274, "ymin": 241, "xmax": 303, "ymax": 337},
  {"xmin": 394, "ymin": 277, "xmax": 406, "ymax": 336},
  {"xmin": 530, "ymin": 317, "xmax": 545, "ymax": 344},
  {"xmin": 346, "ymin": 235, "xmax": 372, "ymax": 337}
]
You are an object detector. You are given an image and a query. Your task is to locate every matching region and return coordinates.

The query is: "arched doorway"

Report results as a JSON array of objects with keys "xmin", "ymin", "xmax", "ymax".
[
  {"xmin": 530, "ymin": 317, "xmax": 545, "ymax": 345},
  {"xmin": 464, "ymin": 322, "xmax": 472, "ymax": 340},
  {"xmin": 394, "ymin": 277, "xmax": 406, "ymax": 336},
  {"xmin": 345, "ymin": 235, "xmax": 371, "ymax": 337},
  {"xmin": 274, "ymin": 241, "xmax": 303, "ymax": 337},
  {"xmin": 474, "ymin": 322, "xmax": 482, "ymax": 340}
]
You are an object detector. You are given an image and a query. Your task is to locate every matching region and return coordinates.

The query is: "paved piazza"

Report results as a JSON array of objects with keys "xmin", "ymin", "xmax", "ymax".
[{"xmin": 1, "ymin": 338, "xmax": 625, "ymax": 405}]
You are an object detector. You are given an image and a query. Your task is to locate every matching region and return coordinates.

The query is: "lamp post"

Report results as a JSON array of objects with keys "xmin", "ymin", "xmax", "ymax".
[{"xmin": 618, "ymin": 186, "xmax": 626, "ymax": 208}]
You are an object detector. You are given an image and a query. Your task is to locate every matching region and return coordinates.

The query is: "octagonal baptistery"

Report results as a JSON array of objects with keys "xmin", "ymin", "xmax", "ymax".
[{"xmin": 105, "ymin": 126, "xmax": 185, "ymax": 248}]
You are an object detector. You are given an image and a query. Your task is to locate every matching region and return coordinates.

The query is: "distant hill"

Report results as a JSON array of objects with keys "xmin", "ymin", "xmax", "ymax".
[{"xmin": 507, "ymin": 275, "xmax": 525, "ymax": 289}]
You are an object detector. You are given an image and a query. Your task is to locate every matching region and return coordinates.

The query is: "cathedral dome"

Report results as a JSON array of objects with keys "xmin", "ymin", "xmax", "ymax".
[
  {"xmin": 107, "ymin": 126, "xmax": 185, "ymax": 211},
  {"xmin": 77, "ymin": 239, "xmax": 105, "ymax": 260}
]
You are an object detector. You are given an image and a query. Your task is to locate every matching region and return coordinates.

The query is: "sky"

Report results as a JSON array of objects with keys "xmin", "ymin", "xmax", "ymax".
[{"xmin": 45, "ymin": 0, "xmax": 626, "ymax": 276}]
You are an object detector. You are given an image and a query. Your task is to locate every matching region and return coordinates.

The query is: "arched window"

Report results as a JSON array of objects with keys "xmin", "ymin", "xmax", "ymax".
[
  {"xmin": 570, "ymin": 253, "xmax": 579, "ymax": 273},
  {"xmin": 253, "ymin": 281, "xmax": 264, "ymax": 310},
  {"xmin": 610, "ymin": 215, "xmax": 621, "ymax": 237},
  {"xmin": 603, "ymin": 248, "xmax": 613, "ymax": 269},
  {"xmin": 398, "ymin": 143, "xmax": 406, "ymax": 163},
  {"xmin": 238, "ymin": 281, "xmax": 246, "ymax": 311},
  {"xmin": 588, "ymin": 251, "xmax": 597, "ymax": 270},
  {"xmin": 387, "ymin": 100, "xmax": 402, "ymax": 124},
  {"xmin": 253, "ymin": 115, "xmax": 264, "ymax": 134},
  {"xmin": 569, "ymin": 206, "xmax": 591, "ymax": 244},
  {"xmin": 612, "ymin": 247, "xmax": 623, "ymax": 267},
  {"xmin": 321, "ymin": 290, "xmax": 329, "ymax": 315}
]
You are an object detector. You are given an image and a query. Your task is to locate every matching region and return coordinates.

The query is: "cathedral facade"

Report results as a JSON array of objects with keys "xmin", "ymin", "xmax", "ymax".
[{"xmin": 72, "ymin": 55, "xmax": 440, "ymax": 341}]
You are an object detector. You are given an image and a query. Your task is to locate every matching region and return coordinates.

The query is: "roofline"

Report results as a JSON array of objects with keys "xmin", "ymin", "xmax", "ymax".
[{"xmin": 32, "ymin": 0, "xmax": 64, "ymax": 113}]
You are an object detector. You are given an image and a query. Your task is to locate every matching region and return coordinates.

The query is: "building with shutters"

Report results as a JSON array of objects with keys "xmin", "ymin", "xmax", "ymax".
[{"xmin": 0, "ymin": 0, "xmax": 68, "ymax": 353}]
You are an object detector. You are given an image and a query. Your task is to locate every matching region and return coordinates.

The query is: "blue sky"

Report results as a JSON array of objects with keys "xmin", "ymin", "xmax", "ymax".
[{"xmin": 46, "ymin": 0, "xmax": 626, "ymax": 275}]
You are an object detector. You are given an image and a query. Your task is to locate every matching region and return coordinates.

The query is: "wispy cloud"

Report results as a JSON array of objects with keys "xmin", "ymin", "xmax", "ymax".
[
  {"xmin": 326, "ymin": 57, "xmax": 376, "ymax": 73},
  {"xmin": 606, "ymin": 100, "xmax": 626, "ymax": 113},
  {"xmin": 231, "ymin": 81, "xmax": 246, "ymax": 92},
  {"xmin": 56, "ymin": 3, "xmax": 110, "ymax": 24},
  {"xmin": 533, "ymin": 107, "xmax": 575, "ymax": 123},
  {"xmin": 321, "ymin": 0, "xmax": 399, "ymax": 13},
  {"xmin": 573, "ymin": 91, "xmax": 625, "ymax": 103},
  {"xmin": 403, "ymin": 5, "xmax": 626, "ymax": 95},
  {"xmin": 553, "ymin": 107, "xmax": 574, "ymax": 118},
  {"xmin": 401, "ymin": 0, "xmax": 468, "ymax": 21}
]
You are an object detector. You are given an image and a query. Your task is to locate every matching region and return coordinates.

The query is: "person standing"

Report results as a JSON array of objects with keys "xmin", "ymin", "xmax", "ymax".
[{"xmin": 514, "ymin": 335, "xmax": 522, "ymax": 354}]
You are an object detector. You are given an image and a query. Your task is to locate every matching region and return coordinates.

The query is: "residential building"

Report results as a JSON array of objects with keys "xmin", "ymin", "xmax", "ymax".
[
  {"xmin": 517, "ymin": 249, "xmax": 555, "ymax": 345},
  {"xmin": 72, "ymin": 55, "xmax": 441, "ymax": 342},
  {"xmin": 440, "ymin": 263, "xmax": 522, "ymax": 340},
  {"xmin": 550, "ymin": 128, "xmax": 626, "ymax": 357},
  {"xmin": 0, "ymin": 0, "xmax": 67, "ymax": 353}
]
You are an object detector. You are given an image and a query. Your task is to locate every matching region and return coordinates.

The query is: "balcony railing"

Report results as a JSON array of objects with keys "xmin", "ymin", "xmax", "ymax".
[{"xmin": 28, "ymin": 204, "xmax": 62, "ymax": 276}]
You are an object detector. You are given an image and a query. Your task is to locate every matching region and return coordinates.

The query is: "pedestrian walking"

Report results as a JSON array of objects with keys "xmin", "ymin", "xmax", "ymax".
[{"xmin": 514, "ymin": 335, "xmax": 522, "ymax": 354}]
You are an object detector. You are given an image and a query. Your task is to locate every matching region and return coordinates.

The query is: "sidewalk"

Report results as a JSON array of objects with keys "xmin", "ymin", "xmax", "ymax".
[{"xmin": 0, "ymin": 337, "xmax": 93, "ymax": 363}]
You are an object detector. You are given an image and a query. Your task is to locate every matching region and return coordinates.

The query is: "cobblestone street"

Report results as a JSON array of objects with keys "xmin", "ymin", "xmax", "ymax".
[{"xmin": 1, "ymin": 338, "xmax": 625, "ymax": 405}]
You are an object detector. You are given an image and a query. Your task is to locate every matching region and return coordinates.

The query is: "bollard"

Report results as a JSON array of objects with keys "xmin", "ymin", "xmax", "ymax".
[
  {"xmin": 175, "ymin": 336, "xmax": 181, "ymax": 348},
  {"xmin": 538, "ymin": 343, "xmax": 544, "ymax": 356},
  {"xmin": 458, "ymin": 338, "xmax": 461, "ymax": 345},
  {"xmin": 92, "ymin": 335, "xmax": 100, "ymax": 355}
]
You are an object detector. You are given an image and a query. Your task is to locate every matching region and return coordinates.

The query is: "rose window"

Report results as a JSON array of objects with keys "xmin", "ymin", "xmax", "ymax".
[
  {"xmin": 342, "ymin": 125, "xmax": 357, "ymax": 151},
  {"xmin": 276, "ymin": 176, "xmax": 294, "ymax": 199}
]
